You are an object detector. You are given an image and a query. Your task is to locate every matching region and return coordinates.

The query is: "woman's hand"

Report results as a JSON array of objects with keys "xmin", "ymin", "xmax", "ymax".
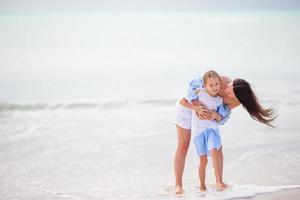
[
  {"xmin": 191, "ymin": 100, "xmax": 209, "ymax": 116},
  {"xmin": 191, "ymin": 100, "xmax": 213, "ymax": 119},
  {"xmin": 211, "ymin": 111, "xmax": 222, "ymax": 122},
  {"xmin": 196, "ymin": 110, "xmax": 214, "ymax": 120},
  {"xmin": 194, "ymin": 104, "xmax": 208, "ymax": 114},
  {"xmin": 180, "ymin": 98, "xmax": 213, "ymax": 120}
]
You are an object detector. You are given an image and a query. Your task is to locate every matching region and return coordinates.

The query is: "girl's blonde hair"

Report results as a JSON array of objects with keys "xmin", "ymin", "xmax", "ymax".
[{"xmin": 203, "ymin": 70, "xmax": 221, "ymax": 84}]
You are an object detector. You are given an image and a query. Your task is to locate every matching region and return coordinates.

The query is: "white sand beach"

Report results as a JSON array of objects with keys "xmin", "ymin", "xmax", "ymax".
[{"xmin": 0, "ymin": 99, "xmax": 300, "ymax": 200}]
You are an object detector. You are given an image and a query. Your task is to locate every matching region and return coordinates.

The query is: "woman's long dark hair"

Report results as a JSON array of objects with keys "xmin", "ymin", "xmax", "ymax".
[{"xmin": 233, "ymin": 79, "xmax": 276, "ymax": 127}]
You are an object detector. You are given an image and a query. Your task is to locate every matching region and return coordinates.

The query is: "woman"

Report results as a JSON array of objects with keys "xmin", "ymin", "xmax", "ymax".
[{"xmin": 173, "ymin": 75, "xmax": 276, "ymax": 194}]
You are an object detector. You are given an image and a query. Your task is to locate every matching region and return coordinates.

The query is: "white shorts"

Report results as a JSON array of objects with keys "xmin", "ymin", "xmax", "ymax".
[{"xmin": 173, "ymin": 99, "xmax": 193, "ymax": 130}]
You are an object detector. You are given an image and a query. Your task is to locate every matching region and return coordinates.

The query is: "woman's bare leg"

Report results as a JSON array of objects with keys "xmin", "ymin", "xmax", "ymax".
[
  {"xmin": 199, "ymin": 155, "xmax": 208, "ymax": 192},
  {"xmin": 174, "ymin": 125, "xmax": 191, "ymax": 194}
]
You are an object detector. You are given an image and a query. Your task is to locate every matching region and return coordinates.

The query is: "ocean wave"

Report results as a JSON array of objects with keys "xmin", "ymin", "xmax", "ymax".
[
  {"xmin": 1, "ymin": 98, "xmax": 299, "ymax": 112},
  {"xmin": 0, "ymin": 99, "xmax": 177, "ymax": 111}
]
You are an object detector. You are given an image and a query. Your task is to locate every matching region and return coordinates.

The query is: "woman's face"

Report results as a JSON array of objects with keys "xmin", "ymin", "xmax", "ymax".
[{"xmin": 224, "ymin": 82, "xmax": 236, "ymax": 98}]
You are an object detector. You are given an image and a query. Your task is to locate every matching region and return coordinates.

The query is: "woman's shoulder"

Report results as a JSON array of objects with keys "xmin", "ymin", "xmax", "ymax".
[
  {"xmin": 220, "ymin": 76, "xmax": 232, "ymax": 84},
  {"xmin": 228, "ymin": 101, "xmax": 240, "ymax": 109}
]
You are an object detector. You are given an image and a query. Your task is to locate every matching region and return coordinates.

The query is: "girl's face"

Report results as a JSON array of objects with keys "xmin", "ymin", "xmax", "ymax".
[
  {"xmin": 224, "ymin": 82, "xmax": 236, "ymax": 98},
  {"xmin": 205, "ymin": 77, "xmax": 220, "ymax": 96}
]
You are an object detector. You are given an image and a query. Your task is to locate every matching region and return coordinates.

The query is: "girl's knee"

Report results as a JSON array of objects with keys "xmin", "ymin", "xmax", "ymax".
[
  {"xmin": 200, "ymin": 156, "xmax": 208, "ymax": 165},
  {"xmin": 209, "ymin": 148, "xmax": 218, "ymax": 156},
  {"xmin": 218, "ymin": 146, "xmax": 223, "ymax": 153}
]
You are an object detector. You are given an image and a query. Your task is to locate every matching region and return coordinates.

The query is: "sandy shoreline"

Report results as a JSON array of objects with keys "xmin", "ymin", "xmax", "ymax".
[{"xmin": 251, "ymin": 189, "xmax": 300, "ymax": 200}]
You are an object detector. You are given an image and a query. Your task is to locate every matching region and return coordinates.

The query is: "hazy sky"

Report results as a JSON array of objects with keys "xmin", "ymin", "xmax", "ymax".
[
  {"xmin": 0, "ymin": 0, "xmax": 300, "ymax": 13},
  {"xmin": 0, "ymin": 0, "xmax": 299, "ymax": 101}
]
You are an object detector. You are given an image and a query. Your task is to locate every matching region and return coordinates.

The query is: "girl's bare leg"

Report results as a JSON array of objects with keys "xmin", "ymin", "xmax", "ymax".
[
  {"xmin": 218, "ymin": 147, "xmax": 228, "ymax": 188},
  {"xmin": 199, "ymin": 155, "xmax": 208, "ymax": 192},
  {"xmin": 174, "ymin": 125, "xmax": 191, "ymax": 194},
  {"xmin": 210, "ymin": 148, "xmax": 227, "ymax": 191}
]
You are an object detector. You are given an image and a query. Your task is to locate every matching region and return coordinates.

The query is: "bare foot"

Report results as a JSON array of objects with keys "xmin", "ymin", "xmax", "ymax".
[
  {"xmin": 200, "ymin": 185, "xmax": 207, "ymax": 192},
  {"xmin": 175, "ymin": 185, "xmax": 184, "ymax": 194},
  {"xmin": 221, "ymin": 182, "xmax": 229, "ymax": 189},
  {"xmin": 216, "ymin": 182, "xmax": 228, "ymax": 191}
]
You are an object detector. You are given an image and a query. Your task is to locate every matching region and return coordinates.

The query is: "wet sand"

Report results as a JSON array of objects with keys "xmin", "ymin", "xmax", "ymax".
[{"xmin": 252, "ymin": 189, "xmax": 300, "ymax": 200}]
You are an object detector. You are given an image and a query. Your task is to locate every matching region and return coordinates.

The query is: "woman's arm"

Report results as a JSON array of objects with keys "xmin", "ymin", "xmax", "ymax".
[
  {"xmin": 180, "ymin": 76, "xmax": 213, "ymax": 119},
  {"xmin": 212, "ymin": 111, "xmax": 222, "ymax": 122},
  {"xmin": 179, "ymin": 98, "xmax": 211, "ymax": 118},
  {"xmin": 185, "ymin": 77, "xmax": 203, "ymax": 103},
  {"xmin": 179, "ymin": 98, "xmax": 197, "ymax": 110}
]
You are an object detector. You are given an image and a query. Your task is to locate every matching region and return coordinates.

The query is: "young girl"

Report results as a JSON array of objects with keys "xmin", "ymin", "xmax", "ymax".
[
  {"xmin": 173, "ymin": 71, "xmax": 231, "ymax": 194},
  {"xmin": 191, "ymin": 70, "xmax": 228, "ymax": 192}
]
